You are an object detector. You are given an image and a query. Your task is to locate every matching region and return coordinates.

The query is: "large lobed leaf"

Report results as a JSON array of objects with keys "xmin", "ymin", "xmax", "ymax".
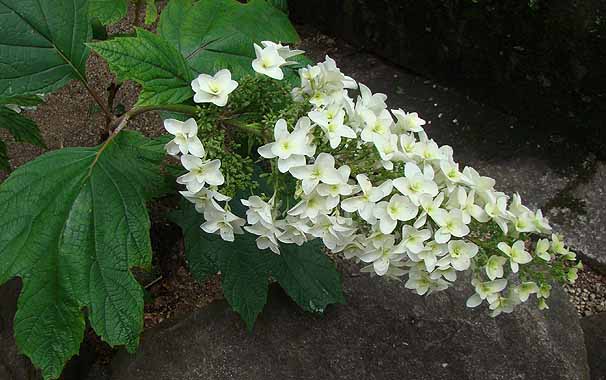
[
  {"xmin": 0, "ymin": 106, "xmax": 45, "ymax": 147},
  {"xmin": 0, "ymin": 131, "xmax": 167, "ymax": 379},
  {"xmin": 88, "ymin": 0, "xmax": 128, "ymax": 25},
  {"xmin": 158, "ymin": 0, "xmax": 300, "ymax": 78},
  {"xmin": 89, "ymin": 28, "xmax": 194, "ymax": 106},
  {"xmin": 170, "ymin": 200, "xmax": 345, "ymax": 330},
  {"xmin": 0, "ymin": 105, "xmax": 46, "ymax": 171},
  {"xmin": 0, "ymin": 0, "xmax": 91, "ymax": 98}
]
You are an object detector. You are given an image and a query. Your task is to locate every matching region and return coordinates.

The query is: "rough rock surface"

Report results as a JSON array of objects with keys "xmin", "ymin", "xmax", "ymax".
[
  {"xmin": 0, "ymin": 280, "xmax": 39, "ymax": 380},
  {"xmin": 111, "ymin": 276, "xmax": 589, "ymax": 380},
  {"xmin": 581, "ymin": 313, "xmax": 606, "ymax": 380},
  {"xmin": 548, "ymin": 162, "xmax": 606, "ymax": 274}
]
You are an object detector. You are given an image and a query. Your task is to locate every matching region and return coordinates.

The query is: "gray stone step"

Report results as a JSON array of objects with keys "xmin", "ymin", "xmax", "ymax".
[
  {"xmin": 581, "ymin": 313, "xmax": 606, "ymax": 380},
  {"xmin": 547, "ymin": 162, "xmax": 606, "ymax": 274},
  {"xmin": 110, "ymin": 276, "xmax": 589, "ymax": 380}
]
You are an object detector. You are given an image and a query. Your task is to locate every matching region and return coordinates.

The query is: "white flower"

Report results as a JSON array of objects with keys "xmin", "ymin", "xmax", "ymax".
[
  {"xmin": 373, "ymin": 194, "xmax": 418, "ymax": 234},
  {"xmin": 488, "ymin": 295, "xmax": 519, "ymax": 317},
  {"xmin": 252, "ymin": 43, "xmax": 287, "ymax": 80},
  {"xmin": 180, "ymin": 188, "xmax": 229, "ymax": 214},
  {"xmin": 360, "ymin": 108, "xmax": 393, "ymax": 143},
  {"xmin": 400, "ymin": 225, "xmax": 431, "ymax": 254},
  {"xmin": 531, "ymin": 209, "xmax": 552, "ymax": 234},
  {"xmin": 484, "ymin": 193, "xmax": 512, "ymax": 234},
  {"xmin": 393, "ymin": 163, "xmax": 438, "ymax": 205},
  {"xmin": 437, "ymin": 240, "xmax": 478, "ymax": 271},
  {"xmin": 310, "ymin": 107, "xmax": 356, "ymax": 148},
  {"xmin": 374, "ymin": 134, "xmax": 403, "ymax": 170},
  {"xmin": 316, "ymin": 165, "xmax": 354, "ymax": 197},
  {"xmin": 485, "ymin": 255, "xmax": 507, "ymax": 280},
  {"xmin": 433, "ymin": 209, "xmax": 470, "ymax": 243},
  {"xmin": 341, "ymin": 175, "xmax": 393, "ymax": 223},
  {"xmin": 309, "ymin": 214, "xmax": 356, "ymax": 250},
  {"xmin": 414, "ymin": 192, "xmax": 445, "ymax": 227},
  {"xmin": 357, "ymin": 83, "xmax": 387, "ymax": 114},
  {"xmin": 241, "ymin": 195, "xmax": 274, "ymax": 225},
  {"xmin": 258, "ymin": 118, "xmax": 314, "ymax": 173},
  {"xmin": 405, "ymin": 268, "xmax": 449, "ymax": 295},
  {"xmin": 290, "ymin": 153, "xmax": 343, "ymax": 194},
  {"xmin": 359, "ymin": 235, "xmax": 406, "ymax": 276},
  {"xmin": 245, "ymin": 221, "xmax": 282, "ymax": 254},
  {"xmin": 276, "ymin": 217, "xmax": 310, "ymax": 246},
  {"xmin": 513, "ymin": 211, "xmax": 537, "ymax": 233},
  {"xmin": 191, "ymin": 69, "xmax": 238, "ymax": 106},
  {"xmin": 201, "ymin": 210, "xmax": 245, "ymax": 242},
  {"xmin": 535, "ymin": 238, "xmax": 551, "ymax": 261},
  {"xmin": 261, "ymin": 40, "xmax": 304, "ymax": 61},
  {"xmin": 288, "ymin": 191, "xmax": 338, "ymax": 219},
  {"xmin": 399, "ymin": 133, "xmax": 417, "ymax": 158},
  {"xmin": 164, "ymin": 118, "xmax": 205, "ymax": 157},
  {"xmin": 462, "ymin": 166, "xmax": 496, "ymax": 200},
  {"xmin": 448, "ymin": 187, "xmax": 489, "ymax": 224},
  {"xmin": 439, "ymin": 160, "xmax": 467, "ymax": 185},
  {"xmin": 414, "ymin": 241, "xmax": 448, "ymax": 272},
  {"xmin": 466, "ymin": 279, "xmax": 507, "ymax": 308},
  {"xmin": 412, "ymin": 137, "xmax": 443, "ymax": 162},
  {"xmin": 550, "ymin": 234, "xmax": 568, "ymax": 255},
  {"xmin": 515, "ymin": 282, "xmax": 539, "ymax": 302},
  {"xmin": 177, "ymin": 154, "xmax": 224, "ymax": 193},
  {"xmin": 391, "ymin": 109, "xmax": 425, "ymax": 133},
  {"xmin": 497, "ymin": 240, "xmax": 532, "ymax": 273}
]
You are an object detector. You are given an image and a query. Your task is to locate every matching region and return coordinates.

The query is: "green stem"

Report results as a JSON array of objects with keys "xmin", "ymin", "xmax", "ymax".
[
  {"xmin": 126, "ymin": 104, "xmax": 199, "ymax": 119},
  {"xmin": 223, "ymin": 119, "xmax": 267, "ymax": 139},
  {"xmin": 93, "ymin": 104, "xmax": 199, "ymax": 166}
]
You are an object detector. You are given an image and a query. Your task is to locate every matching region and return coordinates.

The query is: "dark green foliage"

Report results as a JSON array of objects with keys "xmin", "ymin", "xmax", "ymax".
[
  {"xmin": 0, "ymin": 132, "xmax": 168, "ymax": 379},
  {"xmin": 170, "ymin": 200, "xmax": 345, "ymax": 330}
]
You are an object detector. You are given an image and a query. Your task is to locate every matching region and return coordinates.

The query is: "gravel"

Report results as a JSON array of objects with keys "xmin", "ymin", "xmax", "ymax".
[{"xmin": 564, "ymin": 264, "xmax": 606, "ymax": 317}]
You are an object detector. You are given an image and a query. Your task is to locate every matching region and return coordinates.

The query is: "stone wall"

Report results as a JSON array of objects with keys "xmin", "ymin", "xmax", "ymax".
[{"xmin": 289, "ymin": 0, "xmax": 606, "ymax": 152}]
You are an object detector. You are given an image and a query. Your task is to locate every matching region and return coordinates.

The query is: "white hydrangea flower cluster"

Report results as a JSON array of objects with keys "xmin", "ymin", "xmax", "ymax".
[{"xmin": 167, "ymin": 42, "xmax": 580, "ymax": 317}]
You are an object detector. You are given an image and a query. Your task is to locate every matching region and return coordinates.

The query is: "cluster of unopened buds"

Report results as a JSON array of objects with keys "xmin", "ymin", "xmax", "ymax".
[{"xmin": 164, "ymin": 40, "xmax": 580, "ymax": 317}]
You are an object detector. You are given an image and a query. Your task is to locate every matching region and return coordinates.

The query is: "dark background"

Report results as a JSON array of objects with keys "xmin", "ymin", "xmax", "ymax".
[{"xmin": 289, "ymin": 0, "xmax": 606, "ymax": 155}]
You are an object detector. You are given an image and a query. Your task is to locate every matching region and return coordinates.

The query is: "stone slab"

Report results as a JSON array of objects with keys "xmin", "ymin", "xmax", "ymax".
[{"xmin": 111, "ymin": 276, "xmax": 589, "ymax": 380}]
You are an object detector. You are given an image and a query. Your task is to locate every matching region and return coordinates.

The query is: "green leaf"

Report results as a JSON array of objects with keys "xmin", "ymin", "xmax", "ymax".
[
  {"xmin": 0, "ymin": 138, "xmax": 9, "ymax": 172},
  {"xmin": 0, "ymin": 131, "xmax": 167, "ymax": 379},
  {"xmin": 216, "ymin": 233, "xmax": 274, "ymax": 331},
  {"xmin": 0, "ymin": 0, "xmax": 91, "ymax": 98},
  {"xmin": 172, "ymin": 200, "xmax": 344, "ymax": 330},
  {"xmin": 268, "ymin": 0, "xmax": 289, "ymax": 13},
  {"xmin": 0, "ymin": 95, "xmax": 44, "ymax": 107},
  {"xmin": 273, "ymin": 240, "xmax": 345, "ymax": 313},
  {"xmin": 169, "ymin": 201, "xmax": 218, "ymax": 282},
  {"xmin": 89, "ymin": 28, "xmax": 194, "ymax": 106},
  {"xmin": 158, "ymin": 0, "xmax": 299, "ymax": 78},
  {"xmin": 144, "ymin": 0, "xmax": 158, "ymax": 25},
  {"xmin": 0, "ymin": 106, "xmax": 45, "ymax": 148},
  {"xmin": 89, "ymin": 0, "xmax": 128, "ymax": 25}
]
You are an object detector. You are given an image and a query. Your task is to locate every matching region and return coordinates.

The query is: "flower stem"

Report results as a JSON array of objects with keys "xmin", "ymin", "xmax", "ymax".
[{"xmin": 93, "ymin": 104, "xmax": 199, "ymax": 167}]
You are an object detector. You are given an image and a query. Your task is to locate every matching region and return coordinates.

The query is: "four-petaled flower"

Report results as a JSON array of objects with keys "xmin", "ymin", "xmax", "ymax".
[{"xmin": 191, "ymin": 69, "xmax": 239, "ymax": 106}]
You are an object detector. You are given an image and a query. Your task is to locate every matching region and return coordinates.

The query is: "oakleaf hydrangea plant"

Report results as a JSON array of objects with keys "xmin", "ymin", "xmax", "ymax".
[{"xmin": 0, "ymin": 0, "xmax": 580, "ymax": 379}]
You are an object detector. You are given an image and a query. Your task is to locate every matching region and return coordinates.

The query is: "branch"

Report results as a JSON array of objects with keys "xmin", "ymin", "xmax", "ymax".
[
  {"xmin": 93, "ymin": 103, "xmax": 199, "ymax": 162},
  {"xmin": 81, "ymin": 80, "xmax": 114, "ymax": 121}
]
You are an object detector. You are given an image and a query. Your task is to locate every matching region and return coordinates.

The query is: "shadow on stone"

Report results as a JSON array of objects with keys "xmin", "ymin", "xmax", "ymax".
[{"xmin": 581, "ymin": 313, "xmax": 606, "ymax": 380}]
